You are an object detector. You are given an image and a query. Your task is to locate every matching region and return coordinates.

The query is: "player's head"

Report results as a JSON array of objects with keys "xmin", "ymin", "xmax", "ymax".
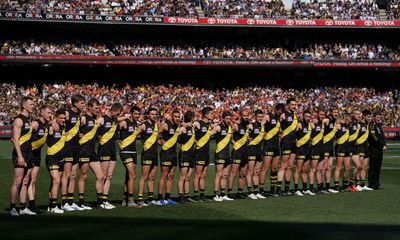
[
  {"xmin": 274, "ymin": 103, "xmax": 285, "ymax": 116},
  {"xmin": 55, "ymin": 108, "xmax": 66, "ymax": 126},
  {"xmin": 240, "ymin": 109, "xmax": 250, "ymax": 123},
  {"xmin": 286, "ymin": 97, "xmax": 297, "ymax": 112},
  {"xmin": 130, "ymin": 106, "xmax": 141, "ymax": 121},
  {"xmin": 110, "ymin": 103, "xmax": 123, "ymax": 118},
  {"xmin": 362, "ymin": 109, "xmax": 372, "ymax": 123},
  {"xmin": 317, "ymin": 109, "xmax": 326, "ymax": 121},
  {"xmin": 71, "ymin": 94, "xmax": 85, "ymax": 112},
  {"xmin": 171, "ymin": 109, "xmax": 181, "ymax": 125},
  {"xmin": 255, "ymin": 109, "xmax": 264, "ymax": 123},
  {"xmin": 20, "ymin": 96, "xmax": 34, "ymax": 114},
  {"xmin": 183, "ymin": 110, "xmax": 195, "ymax": 123},
  {"xmin": 39, "ymin": 105, "xmax": 52, "ymax": 122},
  {"xmin": 373, "ymin": 111, "xmax": 382, "ymax": 124},
  {"xmin": 147, "ymin": 107, "xmax": 158, "ymax": 122},
  {"xmin": 352, "ymin": 109, "xmax": 361, "ymax": 121},
  {"xmin": 201, "ymin": 107, "xmax": 214, "ymax": 121},
  {"xmin": 303, "ymin": 110, "xmax": 312, "ymax": 123},
  {"xmin": 222, "ymin": 111, "xmax": 232, "ymax": 126},
  {"xmin": 343, "ymin": 112, "xmax": 352, "ymax": 125},
  {"xmin": 330, "ymin": 106, "xmax": 340, "ymax": 119},
  {"xmin": 87, "ymin": 98, "xmax": 100, "ymax": 116}
]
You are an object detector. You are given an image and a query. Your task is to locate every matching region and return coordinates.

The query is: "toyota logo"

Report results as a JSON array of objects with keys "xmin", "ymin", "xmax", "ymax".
[
  {"xmin": 247, "ymin": 19, "xmax": 255, "ymax": 25},
  {"xmin": 208, "ymin": 18, "xmax": 216, "ymax": 24},
  {"xmin": 168, "ymin": 17, "xmax": 177, "ymax": 23},
  {"xmin": 325, "ymin": 20, "xmax": 333, "ymax": 26},
  {"xmin": 364, "ymin": 20, "xmax": 373, "ymax": 26},
  {"xmin": 286, "ymin": 19, "xmax": 294, "ymax": 25}
]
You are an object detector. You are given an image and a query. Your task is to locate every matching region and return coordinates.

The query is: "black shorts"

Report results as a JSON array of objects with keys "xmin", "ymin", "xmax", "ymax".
[
  {"xmin": 348, "ymin": 142, "xmax": 357, "ymax": 156},
  {"xmin": 215, "ymin": 158, "xmax": 231, "ymax": 167},
  {"xmin": 179, "ymin": 151, "xmax": 195, "ymax": 168},
  {"xmin": 79, "ymin": 145, "xmax": 99, "ymax": 163},
  {"xmin": 336, "ymin": 144, "xmax": 350, "ymax": 157},
  {"xmin": 281, "ymin": 141, "xmax": 296, "ymax": 156},
  {"xmin": 120, "ymin": 151, "xmax": 138, "ymax": 165},
  {"xmin": 98, "ymin": 144, "xmax": 116, "ymax": 161},
  {"xmin": 31, "ymin": 148, "xmax": 42, "ymax": 167},
  {"xmin": 12, "ymin": 149, "xmax": 33, "ymax": 169},
  {"xmin": 263, "ymin": 141, "xmax": 281, "ymax": 157},
  {"xmin": 247, "ymin": 146, "xmax": 263, "ymax": 162},
  {"xmin": 323, "ymin": 142, "xmax": 335, "ymax": 158},
  {"xmin": 160, "ymin": 151, "xmax": 178, "ymax": 167},
  {"xmin": 141, "ymin": 150, "xmax": 158, "ymax": 166},
  {"xmin": 45, "ymin": 155, "xmax": 64, "ymax": 171},
  {"xmin": 296, "ymin": 145, "xmax": 311, "ymax": 162},
  {"xmin": 195, "ymin": 149, "xmax": 210, "ymax": 166},
  {"xmin": 231, "ymin": 148, "xmax": 248, "ymax": 167},
  {"xmin": 355, "ymin": 145, "xmax": 369, "ymax": 158},
  {"xmin": 311, "ymin": 146, "xmax": 325, "ymax": 162},
  {"xmin": 64, "ymin": 144, "xmax": 79, "ymax": 164}
]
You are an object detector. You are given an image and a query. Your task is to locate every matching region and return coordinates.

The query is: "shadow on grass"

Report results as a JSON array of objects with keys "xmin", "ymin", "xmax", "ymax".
[{"xmin": 0, "ymin": 214, "xmax": 398, "ymax": 240}]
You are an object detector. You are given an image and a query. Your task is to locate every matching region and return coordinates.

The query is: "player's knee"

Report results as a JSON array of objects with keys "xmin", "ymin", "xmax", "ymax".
[
  {"xmin": 201, "ymin": 173, "xmax": 207, "ymax": 179},
  {"xmin": 168, "ymin": 174, "xmax": 174, "ymax": 181},
  {"xmin": 106, "ymin": 174, "xmax": 113, "ymax": 181}
]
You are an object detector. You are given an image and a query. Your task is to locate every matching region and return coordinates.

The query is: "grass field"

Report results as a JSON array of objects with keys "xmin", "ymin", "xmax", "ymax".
[{"xmin": 0, "ymin": 140, "xmax": 399, "ymax": 240}]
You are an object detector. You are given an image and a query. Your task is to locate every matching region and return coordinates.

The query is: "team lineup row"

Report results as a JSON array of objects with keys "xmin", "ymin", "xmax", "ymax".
[{"xmin": 9, "ymin": 95, "xmax": 387, "ymax": 216}]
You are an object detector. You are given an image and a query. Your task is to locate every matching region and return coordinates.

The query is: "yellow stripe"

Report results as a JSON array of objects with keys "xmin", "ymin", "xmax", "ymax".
[
  {"xmin": 296, "ymin": 123, "xmax": 311, "ymax": 147},
  {"xmin": 79, "ymin": 122, "xmax": 99, "ymax": 145},
  {"xmin": 312, "ymin": 124, "xmax": 325, "ymax": 146},
  {"xmin": 66, "ymin": 116, "xmax": 80, "ymax": 142},
  {"xmin": 349, "ymin": 125, "xmax": 359, "ymax": 142},
  {"xmin": 216, "ymin": 126, "xmax": 232, "ymax": 153},
  {"xmin": 282, "ymin": 114, "xmax": 298, "ymax": 138},
  {"xmin": 233, "ymin": 129, "xmax": 249, "ymax": 150},
  {"xmin": 337, "ymin": 130, "xmax": 349, "ymax": 145},
  {"xmin": 47, "ymin": 130, "xmax": 66, "ymax": 155},
  {"xmin": 162, "ymin": 127, "xmax": 181, "ymax": 151},
  {"xmin": 196, "ymin": 125, "xmax": 212, "ymax": 149},
  {"xmin": 323, "ymin": 121, "xmax": 337, "ymax": 143},
  {"xmin": 100, "ymin": 123, "xmax": 117, "ymax": 145},
  {"xmin": 19, "ymin": 124, "xmax": 33, "ymax": 146},
  {"xmin": 181, "ymin": 127, "xmax": 195, "ymax": 152},
  {"xmin": 143, "ymin": 124, "xmax": 158, "ymax": 151},
  {"xmin": 356, "ymin": 126, "xmax": 369, "ymax": 145},
  {"xmin": 264, "ymin": 120, "xmax": 280, "ymax": 141},
  {"xmin": 31, "ymin": 128, "xmax": 48, "ymax": 150},
  {"xmin": 120, "ymin": 128, "xmax": 139, "ymax": 150},
  {"xmin": 249, "ymin": 125, "xmax": 265, "ymax": 146}
]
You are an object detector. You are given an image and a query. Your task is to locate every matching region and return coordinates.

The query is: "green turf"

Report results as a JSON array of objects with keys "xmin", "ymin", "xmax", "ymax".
[{"xmin": 0, "ymin": 140, "xmax": 400, "ymax": 240}]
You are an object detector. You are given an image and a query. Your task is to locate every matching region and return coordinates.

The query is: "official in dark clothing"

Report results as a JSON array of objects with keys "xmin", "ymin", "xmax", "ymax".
[{"xmin": 368, "ymin": 112, "xmax": 387, "ymax": 190}]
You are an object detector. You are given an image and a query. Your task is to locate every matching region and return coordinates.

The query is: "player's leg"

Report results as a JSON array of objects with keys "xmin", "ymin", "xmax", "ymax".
[{"xmin": 138, "ymin": 165, "xmax": 151, "ymax": 206}]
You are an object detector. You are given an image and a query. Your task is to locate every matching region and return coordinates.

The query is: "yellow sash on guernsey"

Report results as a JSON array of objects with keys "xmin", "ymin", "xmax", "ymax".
[
  {"xmin": 233, "ymin": 129, "xmax": 249, "ymax": 150},
  {"xmin": 282, "ymin": 114, "xmax": 298, "ymax": 138},
  {"xmin": 79, "ymin": 121, "xmax": 99, "ymax": 145},
  {"xmin": 249, "ymin": 125, "xmax": 265, "ymax": 146},
  {"xmin": 196, "ymin": 125, "xmax": 212, "ymax": 149},
  {"xmin": 337, "ymin": 130, "xmax": 349, "ymax": 145},
  {"xmin": 162, "ymin": 127, "xmax": 181, "ymax": 151},
  {"xmin": 264, "ymin": 120, "xmax": 280, "ymax": 141},
  {"xmin": 31, "ymin": 128, "xmax": 48, "ymax": 150},
  {"xmin": 120, "ymin": 128, "xmax": 139, "ymax": 150},
  {"xmin": 100, "ymin": 123, "xmax": 117, "ymax": 145},
  {"xmin": 356, "ymin": 125, "xmax": 369, "ymax": 145},
  {"xmin": 296, "ymin": 123, "xmax": 312, "ymax": 147},
  {"xmin": 181, "ymin": 127, "xmax": 195, "ymax": 152},
  {"xmin": 323, "ymin": 121, "xmax": 337, "ymax": 144},
  {"xmin": 348, "ymin": 124, "xmax": 359, "ymax": 142},
  {"xmin": 66, "ymin": 116, "xmax": 80, "ymax": 142},
  {"xmin": 216, "ymin": 126, "xmax": 232, "ymax": 153},
  {"xmin": 19, "ymin": 124, "xmax": 33, "ymax": 146},
  {"xmin": 312, "ymin": 124, "xmax": 325, "ymax": 146},
  {"xmin": 47, "ymin": 130, "xmax": 66, "ymax": 156},
  {"xmin": 143, "ymin": 124, "xmax": 158, "ymax": 151}
]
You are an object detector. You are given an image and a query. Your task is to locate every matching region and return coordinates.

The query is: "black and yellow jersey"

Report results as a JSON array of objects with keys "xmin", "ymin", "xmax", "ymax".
[
  {"xmin": 323, "ymin": 117, "xmax": 337, "ymax": 144},
  {"xmin": 232, "ymin": 121, "xmax": 249, "ymax": 151},
  {"xmin": 296, "ymin": 121, "xmax": 312, "ymax": 148},
  {"xmin": 215, "ymin": 123, "xmax": 232, "ymax": 157},
  {"xmin": 79, "ymin": 113, "xmax": 98, "ymax": 147},
  {"xmin": 281, "ymin": 111, "xmax": 298, "ymax": 144},
  {"xmin": 46, "ymin": 126, "xmax": 66, "ymax": 157},
  {"xmin": 311, "ymin": 121, "xmax": 325, "ymax": 147},
  {"xmin": 31, "ymin": 119, "xmax": 48, "ymax": 151},
  {"xmin": 98, "ymin": 115, "xmax": 118, "ymax": 146},
  {"xmin": 15, "ymin": 114, "xmax": 33, "ymax": 151},
  {"xmin": 141, "ymin": 121, "xmax": 158, "ymax": 152},
  {"xmin": 161, "ymin": 120, "xmax": 181, "ymax": 153},
  {"xmin": 179, "ymin": 125, "xmax": 195, "ymax": 153},
  {"xmin": 336, "ymin": 123, "xmax": 349, "ymax": 145},
  {"xmin": 248, "ymin": 121, "xmax": 264, "ymax": 148},
  {"xmin": 65, "ymin": 109, "xmax": 81, "ymax": 146},
  {"xmin": 195, "ymin": 120, "xmax": 212, "ymax": 151},
  {"xmin": 119, "ymin": 118, "xmax": 139, "ymax": 152},
  {"xmin": 348, "ymin": 121, "xmax": 360, "ymax": 145},
  {"xmin": 356, "ymin": 121, "xmax": 369, "ymax": 146},
  {"xmin": 264, "ymin": 112, "xmax": 280, "ymax": 144}
]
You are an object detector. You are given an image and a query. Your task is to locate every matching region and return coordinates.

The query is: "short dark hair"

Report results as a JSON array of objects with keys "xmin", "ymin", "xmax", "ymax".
[
  {"xmin": 130, "ymin": 106, "xmax": 141, "ymax": 113},
  {"xmin": 71, "ymin": 94, "xmax": 85, "ymax": 105},
  {"xmin": 184, "ymin": 111, "xmax": 194, "ymax": 123},
  {"xmin": 111, "ymin": 103, "xmax": 123, "ymax": 112},
  {"xmin": 147, "ymin": 107, "xmax": 158, "ymax": 115},
  {"xmin": 20, "ymin": 96, "xmax": 33, "ymax": 107},
  {"xmin": 362, "ymin": 109, "xmax": 372, "ymax": 116},
  {"xmin": 56, "ymin": 108, "xmax": 66, "ymax": 116},
  {"xmin": 274, "ymin": 103, "xmax": 285, "ymax": 112},
  {"xmin": 373, "ymin": 111, "xmax": 382, "ymax": 117},
  {"xmin": 255, "ymin": 109, "xmax": 264, "ymax": 116},
  {"xmin": 222, "ymin": 111, "xmax": 231, "ymax": 118},
  {"xmin": 286, "ymin": 97, "xmax": 296, "ymax": 105},
  {"xmin": 201, "ymin": 107, "xmax": 213, "ymax": 116},
  {"xmin": 172, "ymin": 109, "xmax": 181, "ymax": 115},
  {"xmin": 303, "ymin": 110, "xmax": 312, "ymax": 115},
  {"xmin": 87, "ymin": 98, "xmax": 100, "ymax": 107},
  {"xmin": 39, "ymin": 105, "xmax": 49, "ymax": 112}
]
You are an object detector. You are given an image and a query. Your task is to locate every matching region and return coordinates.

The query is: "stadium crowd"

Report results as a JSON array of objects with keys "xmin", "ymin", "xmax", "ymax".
[
  {"xmin": 0, "ymin": 0, "xmax": 394, "ymax": 20},
  {"xmin": 0, "ymin": 82, "xmax": 398, "ymax": 127},
  {"xmin": 387, "ymin": 0, "xmax": 400, "ymax": 20},
  {"xmin": 1, "ymin": 40, "xmax": 399, "ymax": 60}
]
